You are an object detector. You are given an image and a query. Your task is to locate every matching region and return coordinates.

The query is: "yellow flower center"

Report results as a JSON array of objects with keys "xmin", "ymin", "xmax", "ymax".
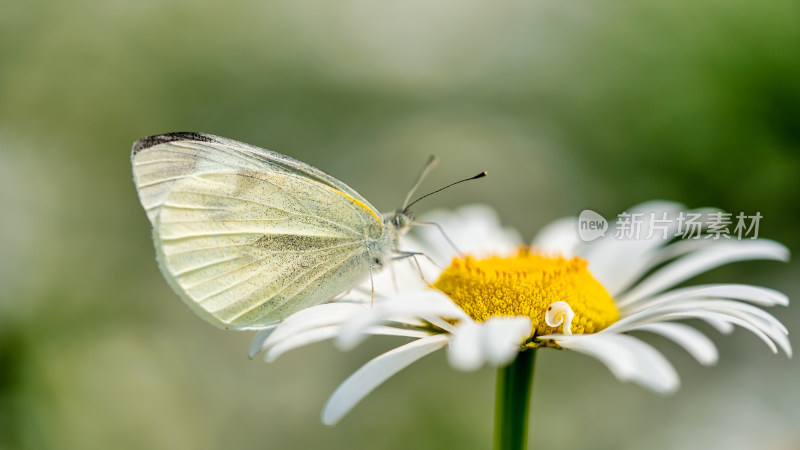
[{"xmin": 433, "ymin": 248, "xmax": 619, "ymax": 342}]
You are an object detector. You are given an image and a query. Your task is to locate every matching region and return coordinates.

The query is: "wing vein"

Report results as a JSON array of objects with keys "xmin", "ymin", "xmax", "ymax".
[
  {"xmin": 137, "ymin": 175, "xmax": 193, "ymax": 188},
  {"xmin": 133, "ymin": 159, "xmax": 195, "ymax": 167},
  {"xmin": 162, "ymin": 204, "xmax": 229, "ymax": 212},
  {"xmin": 173, "ymin": 256, "xmax": 239, "ymax": 277},
  {"xmin": 161, "ymin": 218, "xmax": 287, "ymax": 224},
  {"xmin": 182, "ymin": 240, "xmax": 363, "ymax": 292},
  {"xmin": 167, "ymin": 189, "xmax": 361, "ymax": 237},
  {"xmin": 162, "ymin": 231, "xmax": 263, "ymax": 241},
  {"xmin": 225, "ymin": 247, "xmax": 363, "ymax": 322},
  {"xmin": 164, "ymin": 243, "xmax": 252, "ymax": 257}
]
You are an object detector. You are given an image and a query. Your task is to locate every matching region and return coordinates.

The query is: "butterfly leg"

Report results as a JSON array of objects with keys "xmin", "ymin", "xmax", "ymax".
[
  {"xmin": 393, "ymin": 250, "xmax": 441, "ymax": 270},
  {"xmin": 392, "ymin": 250, "xmax": 437, "ymax": 284},
  {"xmin": 411, "ymin": 221, "xmax": 464, "ymax": 256}
]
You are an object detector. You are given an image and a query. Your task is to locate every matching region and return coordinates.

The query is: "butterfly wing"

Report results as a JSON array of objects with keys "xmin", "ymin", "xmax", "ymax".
[
  {"xmin": 132, "ymin": 133, "xmax": 385, "ymax": 329},
  {"xmin": 132, "ymin": 132, "xmax": 380, "ymax": 224}
]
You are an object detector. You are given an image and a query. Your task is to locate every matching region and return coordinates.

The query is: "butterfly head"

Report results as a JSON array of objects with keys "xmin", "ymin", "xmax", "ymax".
[{"xmin": 390, "ymin": 210, "xmax": 413, "ymax": 233}]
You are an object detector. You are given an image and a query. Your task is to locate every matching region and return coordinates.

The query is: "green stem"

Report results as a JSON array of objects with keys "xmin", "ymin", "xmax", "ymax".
[{"xmin": 493, "ymin": 348, "xmax": 537, "ymax": 450}]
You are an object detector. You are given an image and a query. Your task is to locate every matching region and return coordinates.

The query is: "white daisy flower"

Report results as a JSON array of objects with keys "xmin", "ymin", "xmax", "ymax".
[{"xmin": 250, "ymin": 202, "xmax": 790, "ymax": 427}]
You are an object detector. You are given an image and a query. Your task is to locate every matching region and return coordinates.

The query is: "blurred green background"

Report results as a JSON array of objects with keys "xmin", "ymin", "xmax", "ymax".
[{"xmin": 1, "ymin": 0, "xmax": 798, "ymax": 449}]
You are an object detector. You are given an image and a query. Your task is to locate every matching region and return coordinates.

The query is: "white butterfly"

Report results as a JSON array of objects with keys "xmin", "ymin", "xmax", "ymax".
[{"xmin": 132, "ymin": 132, "xmax": 482, "ymax": 330}]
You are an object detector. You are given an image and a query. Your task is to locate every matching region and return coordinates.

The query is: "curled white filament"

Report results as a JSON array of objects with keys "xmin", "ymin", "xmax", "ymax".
[{"xmin": 545, "ymin": 301, "xmax": 575, "ymax": 335}]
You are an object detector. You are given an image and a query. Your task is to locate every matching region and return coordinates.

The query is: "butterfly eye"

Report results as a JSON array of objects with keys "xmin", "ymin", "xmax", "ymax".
[{"xmin": 392, "ymin": 213, "xmax": 410, "ymax": 229}]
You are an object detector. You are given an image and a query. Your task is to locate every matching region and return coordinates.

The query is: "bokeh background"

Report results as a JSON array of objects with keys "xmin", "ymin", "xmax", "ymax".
[{"xmin": 1, "ymin": 0, "xmax": 798, "ymax": 449}]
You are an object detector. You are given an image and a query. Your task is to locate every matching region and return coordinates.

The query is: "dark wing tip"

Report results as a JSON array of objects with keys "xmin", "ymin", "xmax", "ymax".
[{"xmin": 132, "ymin": 132, "xmax": 217, "ymax": 156}]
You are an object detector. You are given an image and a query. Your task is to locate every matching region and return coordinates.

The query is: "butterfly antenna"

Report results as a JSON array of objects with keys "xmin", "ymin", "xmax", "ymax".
[
  {"xmin": 402, "ymin": 156, "xmax": 439, "ymax": 210},
  {"xmin": 403, "ymin": 171, "xmax": 487, "ymax": 213}
]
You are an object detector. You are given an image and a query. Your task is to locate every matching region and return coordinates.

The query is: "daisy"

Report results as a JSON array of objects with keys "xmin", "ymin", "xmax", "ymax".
[{"xmin": 250, "ymin": 202, "xmax": 790, "ymax": 446}]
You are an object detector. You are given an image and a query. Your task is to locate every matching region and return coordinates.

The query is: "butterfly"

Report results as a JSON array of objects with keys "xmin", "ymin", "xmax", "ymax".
[{"xmin": 131, "ymin": 132, "xmax": 483, "ymax": 330}]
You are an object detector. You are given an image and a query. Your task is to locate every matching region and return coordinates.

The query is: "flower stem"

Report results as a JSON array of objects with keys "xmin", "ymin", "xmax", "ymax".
[{"xmin": 494, "ymin": 348, "xmax": 537, "ymax": 450}]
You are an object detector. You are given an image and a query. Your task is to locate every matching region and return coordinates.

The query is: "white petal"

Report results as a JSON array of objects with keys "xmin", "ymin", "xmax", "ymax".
[
  {"xmin": 632, "ymin": 310, "xmax": 734, "ymax": 335},
  {"xmin": 614, "ymin": 296, "xmax": 791, "ymax": 358},
  {"xmin": 617, "ymin": 239, "xmax": 789, "ymax": 305},
  {"xmin": 624, "ymin": 309, "xmax": 781, "ymax": 355},
  {"xmin": 264, "ymin": 303, "xmax": 368, "ymax": 350},
  {"xmin": 265, "ymin": 326, "xmax": 342, "ymax": 362},
  {"xmin": 692, "ymin": 313, "xmax": 736, "ymax": 334},
  {"xmin": 703, "ymin": 284, "xmax": 788, "ymax": 307},
  {"xmin": 531, "ymin": 217, "xmax": 580, "ymax": 256},
  {"xmin": 337, "ymin": 290, "xmax": 467, "ymax": 349},
  {"xmin": 627, "ymin": 322, "xmax": 718, "ymax": 366},
  {"xmin": 415, "ymin": 204, "xmax": 522, "ymax": 264},
  {"xmin": 580, "ymin": 201, "xmax": 687, "ymax": 295},
  {"xmin": 699, "ymin": 314, "xmax": 780, "ymax": 354},
  {"xmin": 420, "ymin": 314, "xmax": 459, "ymax": 334},
  {"xmin": 621, "ymin": 336, "xmax": 681, "ymax": 394},
  {"xmin": 622, "ymin": 284, "xmax": 789, "ymax": 314},
  {"xmin": 633, "ymin": 238, "xmax": 714, "ymax": 266},
  {"xmin": 608, "ymin": 240, "xmax": 721, "ymax": 304},
  {"xmin": 264, "ymin": 325, "xmax": 433, "ymax": 362},
  {"xmin": 482, "ymin": 317, "xmax": 533, "ymax": 366},
  {"xmin": 248, "ymin": 326, "xmax": 278, "ymax": 359},
  {"xmin": 321, "ymin": 334, "xmax": 449, "ymax": 425},
  {"xmin": 554, "ymin": 335, "xmax": 637, "ymax": 381},
  {"xmin": 682, "ymin": 300, "xmax": 789, "ymax": 334},
  {"xmin": 555, "ymin": 334, "xmax": 679, "ymax": 394},
  {"xmin": 619, "ymin": 294, "xmax": 789, "ymax": 338},
  {"xmin": 679, "ymin": 301, "xmax": 791, "ymax": 357},
  {"xmin": 448, "ymin": 320, "xmax": 485, "ymax": 371},
  {"xmin": 447, "ymin": 317, "xmax": 530, "ymax": 371}
]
